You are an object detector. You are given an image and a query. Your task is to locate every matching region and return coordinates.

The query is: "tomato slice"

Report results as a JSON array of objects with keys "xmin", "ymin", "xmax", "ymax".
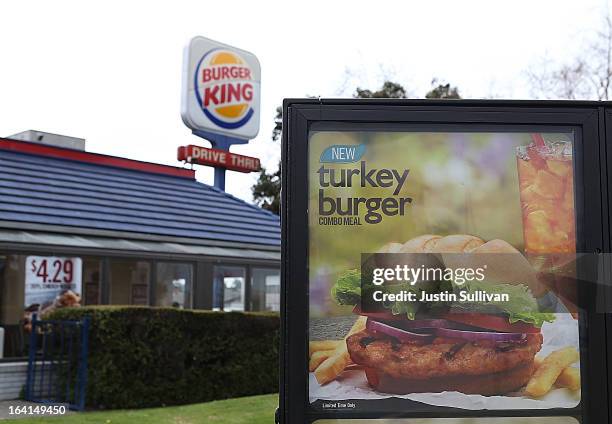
[{"xmin": 443, "ymin": 313, "xmax": 541, "ymax": 333}]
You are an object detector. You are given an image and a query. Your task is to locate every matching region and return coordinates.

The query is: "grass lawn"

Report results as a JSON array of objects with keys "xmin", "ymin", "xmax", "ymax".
[{"xmin": 9, "ymin": 394, "xmax": 278, "ymax": 424}]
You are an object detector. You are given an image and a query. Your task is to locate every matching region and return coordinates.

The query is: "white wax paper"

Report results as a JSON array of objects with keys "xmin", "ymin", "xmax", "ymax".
[{"xmin": 309, "ymin": 314, "xmax": 581, "ymax": 410}]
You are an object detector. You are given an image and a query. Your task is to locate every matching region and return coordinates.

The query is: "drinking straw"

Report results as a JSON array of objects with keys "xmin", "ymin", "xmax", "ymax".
[{"xmin": 531, "ymin": 133, "xmax": 547, "ymax": 149}]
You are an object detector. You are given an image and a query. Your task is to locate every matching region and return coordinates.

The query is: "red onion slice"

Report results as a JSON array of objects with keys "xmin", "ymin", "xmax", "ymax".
[
  {"xmin": 397, "ymin": 319, "xmax": 458, "ymax": 330},
  {"xmin": 366, "ymin": 319, "xmax": 435, "ymax": 342},
  {"xmin": 436, "ymin": 327, "xmax": 527, "ymax": 342}
]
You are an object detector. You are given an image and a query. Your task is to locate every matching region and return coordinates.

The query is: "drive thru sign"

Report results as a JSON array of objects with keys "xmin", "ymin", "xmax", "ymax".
[{"xmin": 177, "ymin": 145, "xmax": 260, "ymax": 173}]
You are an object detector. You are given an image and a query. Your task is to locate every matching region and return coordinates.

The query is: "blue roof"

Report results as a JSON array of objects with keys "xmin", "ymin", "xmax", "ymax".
[{"xmin": 0, "ymin": 146, "xmax": 280, "ymax": 247}]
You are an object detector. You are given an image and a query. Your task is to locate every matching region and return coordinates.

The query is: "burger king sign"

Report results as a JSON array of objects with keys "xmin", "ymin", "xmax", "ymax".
[{"xmin": 181, "ymin": 36, "xmax": 261, "ymax": 140}]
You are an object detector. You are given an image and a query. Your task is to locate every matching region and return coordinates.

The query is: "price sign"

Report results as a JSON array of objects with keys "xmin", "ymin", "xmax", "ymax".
[{"xmin": 25, "ymin": 256, "xmax": 82, "ymax": 307}]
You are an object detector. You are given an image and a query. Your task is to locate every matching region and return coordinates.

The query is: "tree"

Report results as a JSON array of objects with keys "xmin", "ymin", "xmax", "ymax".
[
  {"xmin": 526, "ymin": 15, "xmax": 612, "ymax": 100},
  {"xmin": 252, "ymin": 162, "xmax": 281, "ymax": 214},
  {"xmin": 252, "ymin": 106, "xmax": 282, "ymax": 214},
  {"xmin": 354, "ymin": 81, "xmax": 407, "ymax": 98},
  {"xmin": 251, "ymin": 80, "xmax": 461, "ymax": 213},
  {"xmin": 425, "ymin": 78, "xmax": 461, "ymax": 99},
  {"xmin": 271, "ymin": 105, "xmax": 283, "ymax": 142}
]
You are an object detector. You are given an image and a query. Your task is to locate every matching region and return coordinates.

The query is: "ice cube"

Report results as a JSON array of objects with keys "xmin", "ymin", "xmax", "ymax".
[
  {"xmin": 547, "ymin": 159, "xmax": 572, "ymax": 179},
  {"xmin": 532, "ymin": 170, "xmax": 563, "ymax": 199}
]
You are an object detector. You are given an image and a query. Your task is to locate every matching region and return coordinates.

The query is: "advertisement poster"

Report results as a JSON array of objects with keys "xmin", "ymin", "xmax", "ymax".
[
  {"xmin": 308, "ymin": 130, "xmax": 581, "ymax": 413},
  {"xmin": 25, "ymin": 256, "xmax": 82, "ymax": 308}
]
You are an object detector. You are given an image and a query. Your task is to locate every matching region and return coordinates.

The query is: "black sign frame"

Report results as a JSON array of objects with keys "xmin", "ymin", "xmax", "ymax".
[{"xmin": 280, "ymin": 99, "xmax": 610, "ymax": 424}]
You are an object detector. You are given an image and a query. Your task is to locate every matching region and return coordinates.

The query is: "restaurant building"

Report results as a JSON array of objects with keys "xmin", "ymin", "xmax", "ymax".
[{"xmin": 0, "ymin": 131, "xmax": 280, "ymax": 365}]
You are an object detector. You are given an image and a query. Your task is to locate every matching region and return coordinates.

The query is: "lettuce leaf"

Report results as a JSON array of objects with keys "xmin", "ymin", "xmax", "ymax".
[
  {"xmin": 453, "ymin": 280, "xmax": 556, "ymax": 327},
  {"xmin": 331, "ymin": 269, "xmax": 362, "ymax": 306},
  {"xmin": 377, "ymin": 282, "xmax": 423, "ymax": 319}
]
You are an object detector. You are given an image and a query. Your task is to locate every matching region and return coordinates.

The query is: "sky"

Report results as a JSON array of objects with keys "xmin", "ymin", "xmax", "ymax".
[{"xmin": 0, "ymin": 0, "xmax": 609, "ymax": 202}]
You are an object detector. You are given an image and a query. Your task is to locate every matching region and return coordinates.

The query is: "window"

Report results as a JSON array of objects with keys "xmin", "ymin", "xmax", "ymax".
[
  {"xmin": 155, "ymin": 263, "xmax": 192, "ymax": 308},
  {"xmin": 0, "ymin": 255, "xmax": 24, "ymax": 327},
  {"xmin": 1, "ymin": 254, "xmax": 96, "ymax": 358},
  {"xmin": 213, "ymin": 265, "xmax": 245, "ymax": 311},
  {"xmin": 82, "ymin": 258, "xmax": 101, "ymax": 305},
  {"xmin": 109, "ymin": 259, "xmax": 150, "ymax": 305},
  {"xmin": 250, "ymin": 268, "xmax": 280, "ymax": 311}
]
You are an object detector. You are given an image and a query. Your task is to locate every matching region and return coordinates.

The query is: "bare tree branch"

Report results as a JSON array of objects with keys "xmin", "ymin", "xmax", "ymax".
[{"xmin": 526, "ymin": 13, "xmax": 612, "ymax": 100}]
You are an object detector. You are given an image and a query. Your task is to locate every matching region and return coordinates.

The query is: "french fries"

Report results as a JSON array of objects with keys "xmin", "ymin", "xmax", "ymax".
[
  {"xmin": 525, "ymin": 347, "xmax": 580, "ymax": 397},
  {"xmin": 309, "ymin": 340, "xmax": 342, "ymax": 357},
  {"xmin": 534, "ymin": 355, "xmax": 581, "ymax": 391},
  {"xmin": 533, "ymin": 356, "xmax": 543, "ymax": 369},
  {"xmin": 309, "ymin": 349, "xmax": 336, "ymax": 372},
  {"xmin": 314, "ymin": 316, "xmax": 367, "ymax": 385},
  {"xmin": 314, "ymin": 349, "xmax": 350, "ymax": 384},
  {"xmin": 555, "ymin": 366, "xmax": 581, "ymax": 391}
]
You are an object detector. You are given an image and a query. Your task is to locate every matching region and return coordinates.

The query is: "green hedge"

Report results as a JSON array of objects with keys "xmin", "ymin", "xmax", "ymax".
[{"xmin": 48, "ymin": 306, "xmax": 279, "ymax": 409}]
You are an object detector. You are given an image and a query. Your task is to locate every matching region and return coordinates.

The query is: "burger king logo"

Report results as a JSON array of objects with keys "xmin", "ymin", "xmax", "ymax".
[{"xmin": 194, "ymin": 49, "xmax": 255, "ymax": 129}]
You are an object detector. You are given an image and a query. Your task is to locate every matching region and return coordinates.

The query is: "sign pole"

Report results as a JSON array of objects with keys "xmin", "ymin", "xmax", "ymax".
[
  {"xmin": 192, "ymin": 129, "xmax": 249, "ymax": 191},
  {"xmin": 213, "ymin": 163, "xmax": 226, "ymax": 191}
]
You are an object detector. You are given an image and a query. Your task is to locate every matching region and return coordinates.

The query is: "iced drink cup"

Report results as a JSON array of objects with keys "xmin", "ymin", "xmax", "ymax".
[{"xmin": 516, "ymin": 135, "xmax": 575, "ymax": 254}]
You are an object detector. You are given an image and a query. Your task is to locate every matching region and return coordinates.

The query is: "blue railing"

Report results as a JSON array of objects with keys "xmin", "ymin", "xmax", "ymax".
[{"xmin": 25, "ymin": 314, "xmax": 90, "ymax": 411}]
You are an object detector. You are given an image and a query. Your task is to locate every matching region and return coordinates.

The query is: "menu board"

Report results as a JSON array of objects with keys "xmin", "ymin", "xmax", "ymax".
[{"xmin": 307, "ymin": 130, "xmax": 581, "ymax": 415}]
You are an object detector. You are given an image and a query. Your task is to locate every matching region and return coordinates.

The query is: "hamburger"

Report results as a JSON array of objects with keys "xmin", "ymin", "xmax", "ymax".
[{"xmin": 331, "ymin": 234, "xmax": 555, "ymax": 396}]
